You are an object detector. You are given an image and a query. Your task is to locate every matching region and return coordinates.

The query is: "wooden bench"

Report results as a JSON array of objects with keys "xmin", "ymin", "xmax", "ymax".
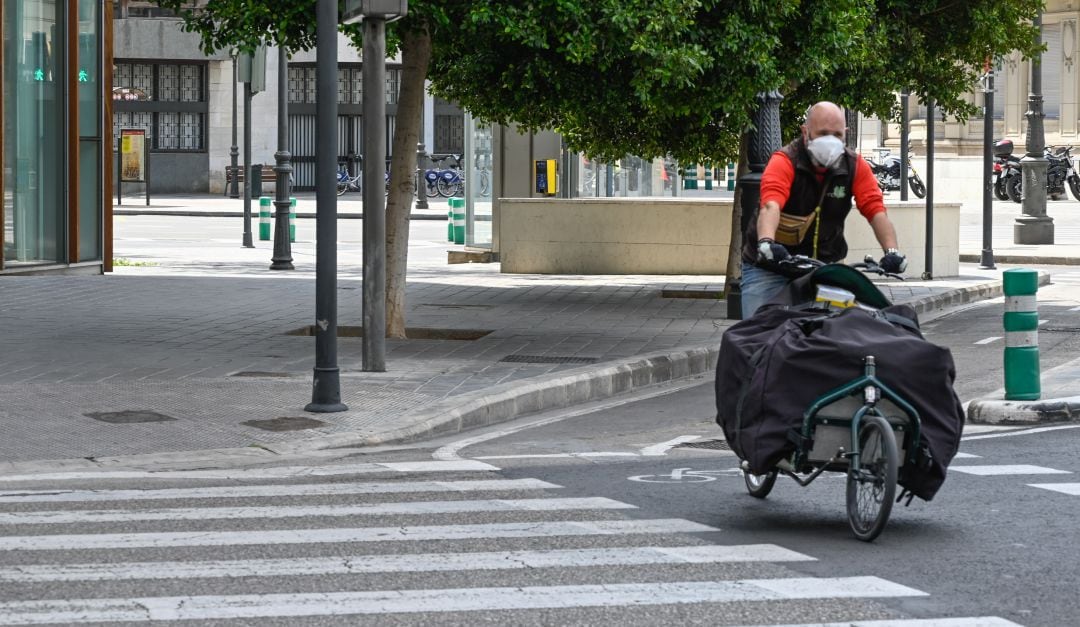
[{"xmin": 224, "ymin": 165, "xmax": 277, "ymax": 196}]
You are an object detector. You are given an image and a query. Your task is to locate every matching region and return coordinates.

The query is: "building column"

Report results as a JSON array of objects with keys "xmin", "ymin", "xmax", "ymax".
[{"xmin": 1006, "ymin": 52, "xmax": 1025, "ymax": 137}]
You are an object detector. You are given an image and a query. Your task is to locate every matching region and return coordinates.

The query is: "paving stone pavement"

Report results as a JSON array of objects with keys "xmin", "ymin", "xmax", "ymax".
[{"xmin": 2, "ymin": 192, "xmax": 1078, "ymax": 468}]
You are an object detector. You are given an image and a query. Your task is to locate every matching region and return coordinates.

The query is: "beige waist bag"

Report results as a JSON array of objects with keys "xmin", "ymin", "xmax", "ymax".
[{"xmin": 774, "ymin": 207, "xmax": 820, "ymax": 247}]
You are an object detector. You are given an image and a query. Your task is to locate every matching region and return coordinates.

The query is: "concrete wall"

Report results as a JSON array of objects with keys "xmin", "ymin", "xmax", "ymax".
[{"xmin": 499, "ymin": 198, "xmax": 960, "ymax": 278}]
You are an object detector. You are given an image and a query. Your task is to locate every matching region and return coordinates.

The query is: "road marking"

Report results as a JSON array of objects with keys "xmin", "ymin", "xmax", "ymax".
[
  {"xmin": 953, "ymin": 452, "xmax": 981, "ymax": 459},
  {"xmin": 0, "ymin": 497, "xmax": 634, "ymax": 526},
  {"xmin": 0, "ymin": 478, "xmax": 560, "ymax": 504},
  {"xmin": 758, "ymin": 618, "xmax": 1022, "ymax": 627},
  {"xmin": 0, "ymin": 460, "xmax": 499, "ymax": 483},
  {"xmin": 962, "ymin": 424, "xmax": 1080, "ymax": 441},
  {"xmin": 0, "ymin": 577, "xmax": 925, "ymax": 622},
  {"xmin": 639, "ymin": 435, "xmax": 703, "ymax": 456},
  {"xmin": 1028, "ymin": 483, "xmax": 1080, "ymax": 496},
  {"xmin": 1039, "ymin": 319, "xmax": 1049, "ymax": 325},
  {"xmin": 973, "ymin": 336, "xmax": 1002, "ymax": 345},
  {"xmin": 475, "ymin": 453, "xmax": 639, "ymax": 460},
  {"xmin": 0, "ymin": 518, "xmax": 718, "ymax": 552},
  {"xmin": 949, "ymin": 464, "xmax": 1071, "ymax": 476},
  {"xmin": 432, "ymin": 377, "xmax": 709, "ymax": 460},
  {"xmin": 0, "ymin": 545, "xmax": 815, "ymax": 583},
  {"xmin": 1070, "ymin": 305, "xmax": 1080, "ymax": 311}
]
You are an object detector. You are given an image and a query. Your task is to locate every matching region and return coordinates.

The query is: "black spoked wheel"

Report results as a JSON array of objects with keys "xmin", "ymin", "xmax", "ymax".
[
  {"xmin": 1069, "ymin": 176, "xmax": 1080, "ymax": 202},
  {"xmin": 336, "ymin": 181, "xmax": 348, "ymax": 196},
  {"xmin": 437, "ymin": 177, "xmax": 464, "ymax": 198},
  {"xmin": 1006, "ymin": 174, "xmax": 1023, "ymax": 203},
  {"xmin": 908, "ymin": 175, "xmax": 926, "ymax": 199},
  {"xmin": 846, "ymin": 415, "xmax": 898, "ymax": 542},
  {"xmin": 744, "ymin": 468, "xmax": 778, "ymax": 499},
  {"xmin": 994, "ymin": 178, "xmax": 1010, "ymax": 201}
]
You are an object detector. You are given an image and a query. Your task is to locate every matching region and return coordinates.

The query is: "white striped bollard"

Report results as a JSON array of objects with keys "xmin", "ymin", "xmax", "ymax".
[{"xmin": 1003, "ymin": 268, "xmax": 1040, "ymax": 400}]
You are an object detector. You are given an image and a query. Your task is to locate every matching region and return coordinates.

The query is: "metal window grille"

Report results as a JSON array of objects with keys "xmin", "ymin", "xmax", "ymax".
[
  {"xmin": 112, "ymin": 111, "xmax": 152, "ymax": 151},
  {"xmin": 112, "ymin": 61, "xmax": 205, "ymax": 152},
  {"xmin": 158, "ymin": 64, "xmax": 179, "ymax": 101},
  {"xmin": 180, "ymin": 65, "xmax": 202, "ymax": 102},
  {"xmin": 385, "ymin": 68, "xmax": 400, "ymax": 104}
]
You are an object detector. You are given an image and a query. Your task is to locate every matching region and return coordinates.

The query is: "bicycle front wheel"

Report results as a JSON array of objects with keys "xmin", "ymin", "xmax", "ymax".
[
  {"xmin": 846, "ymin": 414, "xmax": 898, "ymax": 542},
  {"xmin": 336, "ymin": 181, "xmax": 348, "ymax": 196}
]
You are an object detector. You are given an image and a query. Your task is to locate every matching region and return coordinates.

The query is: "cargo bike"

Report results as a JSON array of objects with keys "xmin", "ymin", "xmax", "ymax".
[{"xmin": 735, "ymin": 256, "xmax": 923, "ymax": 542}]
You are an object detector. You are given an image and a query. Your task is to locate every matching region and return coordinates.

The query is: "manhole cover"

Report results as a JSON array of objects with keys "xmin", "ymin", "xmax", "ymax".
[
  {"xmin": 675, "ymin": 439, "xmax": 731, "ymax": 451},
  {"xmin": 85, "ymin": 410, "xmax": 177, "ymax": 424},
  {"xmin": 230, "ymin": 371, "xmax": 292, "ymax": 378},
  {"xmin": 499, "ymin": 355, "xmax": 599, "ymax": 365},
  {"xmin": 242, "ymin": 416, "xmax": 328, "ymax": 432}
]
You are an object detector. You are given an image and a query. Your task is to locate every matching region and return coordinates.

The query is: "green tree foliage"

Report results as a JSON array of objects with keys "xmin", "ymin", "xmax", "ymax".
[{"xmin": 431, "ymin": 0, "xmax": 1042, "ymax": 164}]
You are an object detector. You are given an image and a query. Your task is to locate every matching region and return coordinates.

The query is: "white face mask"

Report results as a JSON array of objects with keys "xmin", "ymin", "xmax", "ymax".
[{"xmin": 806, "ymin": 135, "xmax": 845, "ymax": 168}]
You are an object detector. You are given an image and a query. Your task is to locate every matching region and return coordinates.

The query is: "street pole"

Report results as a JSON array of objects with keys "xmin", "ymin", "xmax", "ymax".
[
  {"xmin": 305, "ymin": 0, "xmax": 346, "ymax": 413},
  {"xmin": 230, "ymin": 54, "xmax": 239, "ymax": 199},
  {"xmin": 982, "ymin": 69, "xmax": 996, "ymax": 269},
  {"xmin": 1016, "ymin": 10, "xmax": 1054, "ymax": 245},
  {"xmin": 362, "ymin": 15, "xmax": 387, "ymax": 372},
  {"xmin": 900, "ymin": 91, "xmax": 909, "ymax": 201},
  {"xmin": 415, "ymin": 142, "xmax": 428, "ymax": 209},
  {"xmin": 242, "ymin": 80, "xmax": 254, "ymax": 248},
  {"xmin": 270, "ymin": 45, "xmax": 295, "ymax": 270},
  {"xmin": 924, "ymin": 101, "xmax": 935, "ymax": 280},
  {"xmin": 726, "ymin": 90, "xmax": 783, "ymax": 320}
]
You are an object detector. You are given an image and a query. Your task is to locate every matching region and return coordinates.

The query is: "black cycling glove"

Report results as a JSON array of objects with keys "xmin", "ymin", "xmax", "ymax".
[
  {"xmin": 879, "ymin": 249, "xmax": 908, "ymax": 274},
  {"xmin": 757, "ymin": 238, "xmax": 791, "ymax": 264}
]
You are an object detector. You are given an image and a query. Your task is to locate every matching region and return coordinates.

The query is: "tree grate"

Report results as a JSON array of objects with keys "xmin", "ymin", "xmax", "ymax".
[
  {"xmin": 242, "ymin": 416, "xmax": 328, "ymax": 432},
  {"xmin": 85, "ymin": 410, "xmax": 177, "ymax": 424},
  {"xmin": 499, "ymin": 354, "xmax": 599, "ymax": 365},
  {"xmin": 675, "ymin": 439, "xmax": 731, "ymax": 451}
]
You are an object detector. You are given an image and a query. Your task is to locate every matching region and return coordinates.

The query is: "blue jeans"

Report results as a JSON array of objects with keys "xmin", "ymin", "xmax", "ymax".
[{"xmin": 740, "ymin": 261, "xmax": 792, "ymax": 319}]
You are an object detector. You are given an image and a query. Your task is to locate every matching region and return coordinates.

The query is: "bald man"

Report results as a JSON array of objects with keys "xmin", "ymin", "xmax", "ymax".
[{"xmin": 739, "ymin": 101, "xmax": 907, "ymax": 318}]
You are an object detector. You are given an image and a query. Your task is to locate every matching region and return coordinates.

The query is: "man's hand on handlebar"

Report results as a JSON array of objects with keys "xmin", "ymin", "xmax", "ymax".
[
  {"xmin": 879, "ymin": 249, "xmax": 908, "ymax": 275},
  {"xmin": 757, "ymin": 238, "xmax": 790, "ymax": 263},
  {"xmin": 854, "ymin": 255, "xmax": 906, "ymax": 280}
]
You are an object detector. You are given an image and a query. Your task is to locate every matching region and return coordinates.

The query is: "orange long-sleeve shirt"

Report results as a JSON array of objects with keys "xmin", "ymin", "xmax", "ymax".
[{"xmin": 760, "ymin": 151, "xmax": 886, "ymax": 221}]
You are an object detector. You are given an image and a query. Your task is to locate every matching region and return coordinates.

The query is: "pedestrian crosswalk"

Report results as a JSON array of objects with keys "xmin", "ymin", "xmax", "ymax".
[{"xmin": 0, "ymin": 459, "xmax": 1019, "ymax": 625}]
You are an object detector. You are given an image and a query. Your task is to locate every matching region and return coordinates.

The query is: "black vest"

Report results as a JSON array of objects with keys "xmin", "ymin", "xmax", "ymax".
[{"xmin": 742, "ymin": 138, "xmax": 858, "ymax": 264}]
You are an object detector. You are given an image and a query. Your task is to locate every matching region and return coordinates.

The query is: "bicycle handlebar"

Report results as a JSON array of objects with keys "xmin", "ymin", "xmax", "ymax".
[{"xmin": 773, "ymin": 255, "xmax": 905, "ymax": 281}]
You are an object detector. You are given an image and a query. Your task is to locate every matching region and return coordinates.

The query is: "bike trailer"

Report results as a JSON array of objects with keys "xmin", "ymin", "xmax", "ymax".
[{"xmin": 715, "ymin": 269, "xmax": 965, "ymax": 501}]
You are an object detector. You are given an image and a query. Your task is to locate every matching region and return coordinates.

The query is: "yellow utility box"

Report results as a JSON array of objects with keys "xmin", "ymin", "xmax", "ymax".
[{"xmin": 534, "ymin": 159, "xmax": 558, "ymax": 195}]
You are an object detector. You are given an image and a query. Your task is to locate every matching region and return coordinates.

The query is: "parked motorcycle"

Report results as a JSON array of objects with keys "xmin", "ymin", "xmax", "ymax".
[
  {"xmin": 867, "ymin": 149, "xmax": 926, "ymax": 198},
  {"xmin": 1004, "ymin": 144, "xmax": 1080, "ymax": 203},
  {"xmin": 992, "ymin": 139, "xmax": 1021, "ymax": 201}
]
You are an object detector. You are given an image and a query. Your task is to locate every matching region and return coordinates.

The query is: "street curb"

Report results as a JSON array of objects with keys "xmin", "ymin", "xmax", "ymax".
[
  {"xmin": 266, "ymin": 343, "xmax": 721, "ymax": 456},
  {"xmin": 907, "ymin": 271, "xmax": 1051, "ymax": 320},
  {"xmin": 960, "ymin": 253, "xmax": 1080, "ymax": 266},
  {"xmin": 114, "ymin": 210, "xmax": 448, "ymax": 220},
  {"xmin": 967, "ymin": 397, "xmax": 1080, "ymax": 424}
]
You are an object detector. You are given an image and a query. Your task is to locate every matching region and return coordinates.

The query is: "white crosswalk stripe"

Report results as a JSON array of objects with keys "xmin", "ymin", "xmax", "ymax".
[
  {"xmin": 949, "ymin": 464, "xmax": 1071, "ymax": 476},
  {"xmin": 0, "ymin": 462, "xmax": 1003, "ymax": 624},
  {"xmin": 757, "ymin": 619, "xmax": 1023, "ymax": 627},
  {"xmin": 0, "ymin": 578, "xmax": 927, "ymax": 624},
  {"xmin": 1028, "ymin": 482, "xmax": 1080, "ymax": 496},
  {"xmin": 0, "ymin": 477, "xmax": 557, "ymax": 503}
]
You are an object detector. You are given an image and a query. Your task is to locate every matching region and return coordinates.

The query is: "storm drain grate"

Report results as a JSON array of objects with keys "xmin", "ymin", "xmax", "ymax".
[
  {"xmin": 675, "ymin": 439, "xmax": 731, "ymax": 451},
  {"xmin": 85, "ymin": 410, "xmax": 177, "ymax": 424},
  {"xmin": 242, "ymin": 416, "xmax": 328, "ymax": 432},
  {"xmin": 499, "ymin": 355, "xmax": 599, "ymax": 365},
  {"xmin": 230, "ymin": 371, "xmax": 292, "ymax": 378}
]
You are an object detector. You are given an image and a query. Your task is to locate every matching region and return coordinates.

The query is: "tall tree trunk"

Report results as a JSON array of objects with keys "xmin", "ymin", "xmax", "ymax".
[{"xmin": 385, "ymin": 28, "xmax": 432, "ymax": 339}]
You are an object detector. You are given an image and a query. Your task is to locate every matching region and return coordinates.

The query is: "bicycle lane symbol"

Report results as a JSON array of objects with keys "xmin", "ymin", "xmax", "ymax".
[{"xmin": 627, "ymin": 467, "xmax": 743, "ymax": 483}]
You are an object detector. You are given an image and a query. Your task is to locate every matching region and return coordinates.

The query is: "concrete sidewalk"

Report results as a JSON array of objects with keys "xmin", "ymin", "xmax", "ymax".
[{"xmin": 1, "ymin": 193, "xmax": 1079, "ymax": 472}]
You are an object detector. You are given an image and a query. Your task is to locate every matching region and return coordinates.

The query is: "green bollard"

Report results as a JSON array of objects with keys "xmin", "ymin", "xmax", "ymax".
[
  {"xmin": 448, "ymin": 203, "xmax": 454, "ymax": 242},
  {"xmin": 1003, "ymin": 268, "xmax": 1040, "ymax": 400},
  {"xmin": 450, "ymin": 197, "xmax": 465, "ymax": 245},
  {"xmin": 289, "ymin": 197, "xmax": 296, "ymax": 243},
  {"xmin": 727, "ymin": 162, "xmax": 736, "ymax": 191},
  {"xmin": 704, "ymin": 162, "xmax": 713, "ymax": 190},
  {"xmin": 258, "ymin": 197, "xmax": 272, "ymax": 241}
]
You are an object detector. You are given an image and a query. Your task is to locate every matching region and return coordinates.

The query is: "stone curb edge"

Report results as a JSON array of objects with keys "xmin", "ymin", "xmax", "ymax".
[
  {"xmin": 907, "ymin": 271, "xmax": 1050, "ymax": 320},
  {"xmin": 266, "ymin": 343, "xmax": 722, "ymax": 456},
  {"xmin": 967, "ymin": 396, "xmax": 1080, "ymax": 425},
  {"xmin": 960, "ymin": 253, "xmax": 1080, "ymax": 266}
]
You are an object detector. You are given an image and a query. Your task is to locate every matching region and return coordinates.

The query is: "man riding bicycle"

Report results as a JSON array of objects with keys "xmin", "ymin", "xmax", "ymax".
[{"xmin": 740, "ymin": 101, "xmax": 908, "ymax": 319}]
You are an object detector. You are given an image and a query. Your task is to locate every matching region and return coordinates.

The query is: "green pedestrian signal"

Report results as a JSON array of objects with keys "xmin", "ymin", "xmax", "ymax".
[
  {"xmin": 78, "ymin": 70, "xmax": 88, "ymax": 82},
  {"xmin": 34, "ymin": 69, "xmax": 44, "ymax": 81}
]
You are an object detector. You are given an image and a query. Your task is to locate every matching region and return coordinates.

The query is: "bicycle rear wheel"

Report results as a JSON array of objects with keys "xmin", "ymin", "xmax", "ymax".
[
  {"xmin": 845, "ymin": 414, "xmax": 898, "ymax": 542},
  {"xmin": 744, "ymin": 469, "xmax": 778, "ymax": 499}
]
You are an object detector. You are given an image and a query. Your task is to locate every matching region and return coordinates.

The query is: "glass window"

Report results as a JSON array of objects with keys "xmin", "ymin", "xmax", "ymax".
[
  {"xmin": 77, "ymin": 0, "xmax": 101, "ymax": 261},
  {"xmin": 4, "ymin": 0, "xmax": 67, "ymax": 266},
  {"xmin": 112, "ymin": 61, "xmax": 206, "ymax": 151}
]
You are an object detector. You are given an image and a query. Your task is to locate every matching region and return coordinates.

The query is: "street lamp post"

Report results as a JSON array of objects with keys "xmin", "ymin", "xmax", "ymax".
[
  {"xmin": 270, "ymin": 46, "xmax": 295, "ymax": 271},
  {"xmin": 725, "ymin": 90, "xmax": 783, "ymax": 320},
  {"xmin": 242, "ymin": 78, "xmax": 254, "ymax": 248},
  {"xmin": 900, "ymin": 91, "xmax": 909, "ymax": 202},
  {"xmin": 306, "ymin": 0, "xmax": 347, "ymax": 413},
  {"xmin": 1016, "ymin": 11, "xmax": 1054, "ymax": 244},
  {"xmin": 981, "ymin": 68, "xmax": 996, "ymax": 269},
  {"xmin": 343, "ymin": 0, "xmax": 408, "ymax": 373},
  {"xmin": 230, "ymin": 54, "xmax": 239, "ymax": 199}
]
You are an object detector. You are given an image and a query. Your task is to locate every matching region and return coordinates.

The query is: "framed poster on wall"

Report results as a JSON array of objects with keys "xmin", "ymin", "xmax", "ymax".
[{"xmin": 118, "ymin": 128, "xmax": 149, "ymax": 205}]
